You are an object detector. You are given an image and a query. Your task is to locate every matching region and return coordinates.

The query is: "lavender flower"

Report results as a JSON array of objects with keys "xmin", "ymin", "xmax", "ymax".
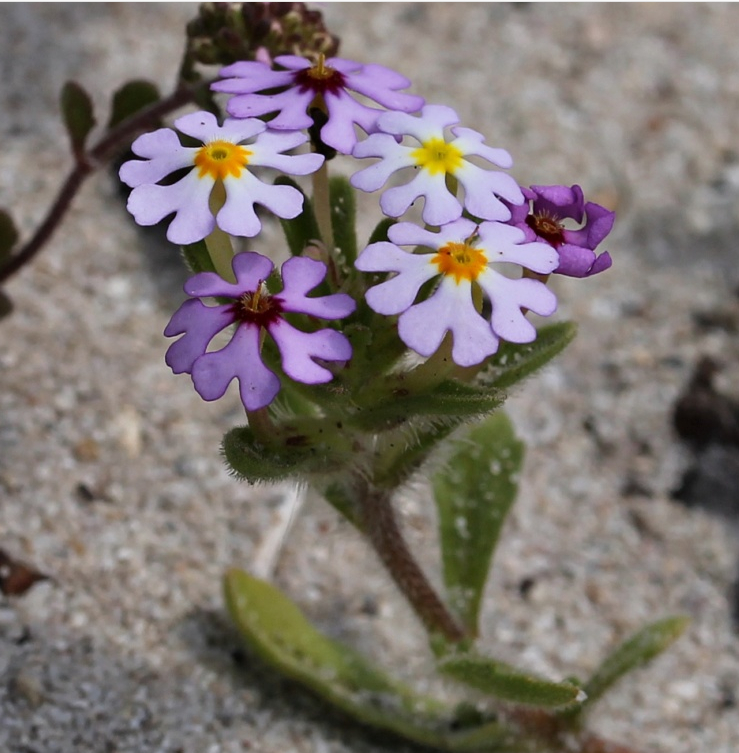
[
  {"xmin": 165, "ymin": 252, "xmax": 355, "ymax": 411},
  {"xmin": 351, "ymin": 104, "xmax": 524, "ymax": 227},
  {"xmin": 119, "ymin": 111, "xmax": 324, "ymax": 245},
  {"xmin": 507, "ymin": 185, "xmax": 614, "ymax": 277},
  {"xmin": 355, "ymin": 219, "xmax": 558, "ymax": 367},
  {"xmin": 212, "ymin": 55, "xmax": 424, "ymax": 154}
]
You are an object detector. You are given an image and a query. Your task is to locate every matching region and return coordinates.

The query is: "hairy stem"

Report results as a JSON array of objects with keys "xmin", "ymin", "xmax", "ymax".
[
  {"xmin": 0, "ymin": 82, "xmax": 208, "ymax": 286},
  {"xmin": 357, "ymin": 480, "xmax": 465, "ymax": 643},
  {"xmin": 312, "ymin": 162, "xmax": 334, "ymax": 254}
]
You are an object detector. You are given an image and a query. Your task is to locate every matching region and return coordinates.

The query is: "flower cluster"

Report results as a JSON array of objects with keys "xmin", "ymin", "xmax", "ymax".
[{"xmin": 119, "ymin": 52, "xmax": 614, "ymax": 411}]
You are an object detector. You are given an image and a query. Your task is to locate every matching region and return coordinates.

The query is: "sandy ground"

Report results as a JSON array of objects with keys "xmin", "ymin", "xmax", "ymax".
[{"xmin": 1, "ymin": 4, "xmax": 739, "ymax": 752}]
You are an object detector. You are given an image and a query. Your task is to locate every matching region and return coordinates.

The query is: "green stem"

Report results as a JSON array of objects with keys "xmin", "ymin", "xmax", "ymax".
[
  {"xmin": 356, "ymin": 479, "xmax": 466, "ymax": 644},
  {"xmin": 312, "ymin": 162, "xmax": 334, "ymax": 253},
  {"xmin": 205, "ymin": 181, "xmax": 236, "ymax": 281}
]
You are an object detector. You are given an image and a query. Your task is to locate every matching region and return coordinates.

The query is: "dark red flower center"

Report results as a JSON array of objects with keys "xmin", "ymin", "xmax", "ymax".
[
  {"xmin": 526, "ymin": 212, "xmax": 565, "ymax": 247},
  {"xmin": 292, "ymin": 56, "xmax": 347, "ymax": 97},
  {"xmin": 230, "ymin": 288, "xmax": 284, "ymax": 328}
]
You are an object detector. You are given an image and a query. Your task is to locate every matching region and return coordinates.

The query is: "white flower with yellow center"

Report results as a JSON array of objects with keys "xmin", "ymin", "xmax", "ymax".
[
  {"xmin": 355, "ymin": 218, "xmax": 559, "ymax": 366},
  {"xmin": 119, "ymin": 111, "xmax": 324, "ymax": 245},
  {"xmin": 351, "ymin": 105, "xmax": 524, "ymax": 227}
]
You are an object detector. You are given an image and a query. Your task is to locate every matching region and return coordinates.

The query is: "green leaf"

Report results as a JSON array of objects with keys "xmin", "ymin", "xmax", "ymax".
[
  {"xmin": 0, "ymin": 209, "xmax": 19, "ymax": 262},
  {"xmin": 349, "ymin": 379, "xmax": 505, "ymax": 432},
  {"xmin": 224, "ymin": 569, "xmax": 511, "ymax": 751},
  {"xmin": 275, "ymin": 176, "xmax": 321, "ymax": 256},
  {"xmin": 60, "ymin": 81, "xmax": 96, "ymax": 156},
  {"xmin": 482, "ymin": 321, "xmax": 577, "ymax": 391},
  {"xmin": 180, "ymin": 239, "xmax": 216, "ymax": 274},
  {"xmin": 107, "ymin": 79, "xmax": 160, "ymax": 129},
  {"xmin": 439, "ymin": 653, "xmax": 582, "ymax": 708},
  {"xmin": 367, "ymin": 217, "xmax": 396, "ymax": 245},
  {"xmin": 329, "ymin": 175, "xmax": 357, "ymax": 266},
  {"xmin": 580, "ymin": 616, "xmax": 689, "ymax": 713},
  {"xmin": 0, "ymin": 289, "xmax": 13, "ymax": 321},
  {"xmin": 434, "ymin": 412, "xmax": 524, "ymax": 634}
]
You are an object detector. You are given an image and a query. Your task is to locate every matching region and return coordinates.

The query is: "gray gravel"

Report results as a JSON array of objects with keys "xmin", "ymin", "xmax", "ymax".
[{"xmin": 2, "ymin": 4, "xmax": 739, "ymax": 752}]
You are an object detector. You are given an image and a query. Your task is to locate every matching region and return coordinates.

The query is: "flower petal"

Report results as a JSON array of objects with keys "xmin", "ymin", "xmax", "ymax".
[
  {"xmin": 164, "ymin": 299, "xmax": 235, "ymax": 374},
  {"xmin": 381, "ymin": 171, "xmax": 462, "ymax": 225},
  {"xmin": 279, "ymin": 257, "xmax": 356, "ymax": 319},
  {"xmin": 269, "ymin": 319, "xmax": 352, "ymax": 384},
  {"xmin": 248, "ymin": 130, "xmax": 324, "ymax": 173},
  {"xmin": 191, "ymin": 323, "xmax": 281, "ymax": 410},
  {"xmin": 185, "ymin": 252, "xmax": 274, "ymax": 298},
  {"xmin": 476, "ymin": 222, "xmax": 559, "ymax": 274},
  {"xmin": 126, "ymin": 171, "xmax": 215, "ymax": 244},
  {"xmin": 119, "ymin": 128, "xmax": 195, "ymax": 187},
  {"xmin": 454, "ymin": 161, "xmax": 523, "ymax": 221}
]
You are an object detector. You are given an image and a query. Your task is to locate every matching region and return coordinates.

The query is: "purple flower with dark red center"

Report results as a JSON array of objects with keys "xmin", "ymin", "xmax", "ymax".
[
  {"xmin": 211, "ymin": 54, "xmax": 424, "ymax": 155},
  {"xmin": 506, "ymin": 185, "xmax": 614, "ymax": 277},
  {"xmin": 164, "ymin": 252, "xmax": 356, "ymax": 411}
]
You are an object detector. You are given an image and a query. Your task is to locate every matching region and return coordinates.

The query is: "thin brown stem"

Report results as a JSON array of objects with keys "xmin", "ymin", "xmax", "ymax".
[
  {"xmin": 0, "ymin": 82, "xmax": 208, "ymax": 286},
  {"xmin": 357, "ymin": 481, "xmax": 466, "ymax": 643}
]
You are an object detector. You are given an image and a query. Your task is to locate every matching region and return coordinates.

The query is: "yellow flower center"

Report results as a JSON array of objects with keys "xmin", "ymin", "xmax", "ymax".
[
  {"xmin": 411, "ymin": 137, "xmax": 464, "ymax": 176},
  {"xmin": 431, "ymin": 241, "xmax": 488, "ymax": 284},
  {"xmin": 193, "ymin": 140, "xmax": 251, "ymax": 181}
]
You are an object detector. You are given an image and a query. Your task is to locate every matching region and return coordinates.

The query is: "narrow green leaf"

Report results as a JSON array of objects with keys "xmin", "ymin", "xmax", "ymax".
[
  {"xmin": 580, "ymin": 616, "xmax": 689, "ymax": 712},
  {"xmin": 60, "ymin": 81, "xmax": 96, "ymax": 155},
  {"xmin": 329, "ymin": 175, "xmax": 357, "ymax": 266},
  {"xmin": 0, "ymin": 289, "xmax": 13, "ymax": 321},
  {"xmin": 181, "ymin": 240, "xmax": 216, "ymax": 274},
  {"xmin": 0, "ymin": 209, "xmax": 19, "ymax": 262},
  {"xmin": 439, "ymin": 653, "xmax": 582, "ymax": 708},
  {"xmin": 108, "ymin": 79, "xmax": 160, "ymax": 129},
  {"xmin": 349, "ymin": 380, "xmax": 505, "ymax": 432},
  {"xmin": 367, "ymin": 217, "xmax": 396, "ymax": 245},
  {"xmin": 224, "ymin": 569, "xmax": 511, "ymax": 750},
  {"xmin": 274, "ymin": 176, "xmax": 321, "ymax": 256},
  {"xmin": 434, "ymin": 412, "xmax": 524, "ymax": 634},
  {"xmin": 482, "ymin": 321, "xmax": 577, "ymax": 391}
]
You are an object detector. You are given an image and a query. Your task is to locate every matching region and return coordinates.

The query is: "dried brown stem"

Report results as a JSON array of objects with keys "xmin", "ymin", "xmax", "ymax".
[{"xmin": 0, "ymin": 83, "xmax": 207, "ymax": 286}]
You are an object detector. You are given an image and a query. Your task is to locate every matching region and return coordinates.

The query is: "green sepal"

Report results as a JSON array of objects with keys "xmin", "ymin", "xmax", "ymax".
[
  {"xmin": 0, "ymin": 209, "xmax": 19, "ymax": 263},
  {"xmin": 579, "ymin": 616, "xmax": 689, "ymax": 714},
  {"xmin": 107, "ymin": 79, "xmax": 161, "ymax": 129},
  {"xmin": 224, "ymin": 569, "xmax": 511, "ymax": 751},
  {"xmin": 434, "ymin": 411, "xmax": 524, "ymax": 634},
  {"xmin": 275, "ymin": 176, "xmax": 321, "ymax": 256},
  {"xmin": 481, "ymin": 321, "xmax": 577, "ymax": 391},
  {"xmin": 439, "ymin": 652, "xmax": 582, "ymax": 708},
  {"xmin": 349, "ymin": 380, "xmax": 505, "ymax": 432},
  {"xmin": 60, "ymin": 81, "xmax": 96, "ymax": 157},
  {"xmin": 222, "ymin": 422, "xmax": 349, "ymax": 483},
  {"xmin": 329, "ymin": 175, "xmax": 357, "ymax": 266},
  {"xmin": 367, "ymin": 216, "xmax": 396, "ymax": 245},
  {"xmin": 0, "ymin": 289, "xmax": 13, "ymax": 321},
  {"xmin": 180, "ymin": 240, "xmax": 217, "ymax": 274}
]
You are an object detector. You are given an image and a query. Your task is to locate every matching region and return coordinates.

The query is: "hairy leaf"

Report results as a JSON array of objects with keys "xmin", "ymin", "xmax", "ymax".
[
  {"xmin": 275, "ymin": 176, "xmax": 321, "ymax": 256},
  {"xmin": 329, "ymin": 175, "xmax": 357, "ymax": 266}
]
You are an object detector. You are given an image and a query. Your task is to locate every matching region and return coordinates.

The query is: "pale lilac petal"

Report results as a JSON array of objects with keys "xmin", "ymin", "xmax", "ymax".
[
  {"xmin": 215, "ymin": 117, "xmax": 267, "ymax": 143},
  {"xmin": 273, "ymin": 55, "xmax": 312, "ymax": 71},
  {"xmin": 191, "ymin": 324, "xmax": 280, "ymax": 410},
  {"xmin": 323, "ymin": 90, "xmax": 385, "ymax": 153},
  {"xmin": 476, "ymin": 223, "xmax": 559, "ymax": 274},
  {"xmin": 477, "ymin": 271, "xmax": 557, "ymax": 343},
  {"xmin": 387, "ymin": 218, "xmax": 476, "ymax": 250},
  {"xmin": 381, "ymin": 171, "xmax": 462, "ymax": 225},
  {"xmin": 350, "ymin": 136, "xmax": 415, "ymax": 192},
  {"xmin": 225, "ymin": 89, "xmax": 315, "ymax": 130},
  {"xmin": 450, "ymin": 127, "xmax": 514, "ymax": 170},
  {"xmin": 345, "ymin": 64, "xmax": 424, "ymax": 113},
  {"xmin": 215, "ymin": 61, "xmax": 295, "ymax": 90},
  {"xmin": 119, "ymin": 129, "xmax": 195, "ymax": 187},
  {"xmin": 279, "ymin": 257, "xmax": 356, "ymax": 319},
  {"xmin": 185, "ymin": 252, "xmax": 273, "ymax": 298},
  {"xmin": 248, "ymin": 130, "xmax": 324, "ymax": 173},
  {"xmin": 377, "ymin": 105, "xmax": 458, "ymax": 142},
  {"xmin": 398, "ymin": 280, "xmax": 499, "ymax": 366},
  {"xmin": 164, "ymin": 299, "xmax": 235, "ymax": 374},
  {"xmin": 219, "ymin": 174, "xmax": 304, "ymax": 237},
  {"xmin": 174, "ymin": 111, "xmax": 265, "ymax": 145},
  {"xmin": 126, "ymin": 172, "xmax": 215, "ymax": 245},
  {"xmin": 269, "ymin": 319, "xmax": 352, "ymax": 384},
  {"xmin": 355, "ymin": 242, "xmax": 438, "ymax": 315},
  {"xmin": 454, "ymin": 162, "xmax": 524, "ymax": 221}
]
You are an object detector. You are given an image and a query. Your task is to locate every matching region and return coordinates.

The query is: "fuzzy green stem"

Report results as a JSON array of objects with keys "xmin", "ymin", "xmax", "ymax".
[
  {"xmin": 246, "ymin": 407, "xmax": 279, "ymax": 446},
  {"xmin": 357, "ymin": 480, "xmax": 466, "ymax": 644},
  {"xmin": 204, "ymin": 181, "xmax": 236, "ymax": 282},
  {"xmin": 312, "ymin": 162, "xmax": 334, "ymax": 253}
]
